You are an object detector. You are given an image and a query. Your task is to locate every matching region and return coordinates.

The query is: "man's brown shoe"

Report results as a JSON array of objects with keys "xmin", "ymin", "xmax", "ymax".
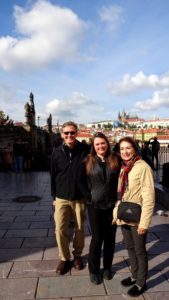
[
  {"xmin": 56, "ymin": 260, "xmax": 71, "ymax": 275},
  {"xmin": 73, "ymin": 256, "xmax": 84, "ymax": 270}
]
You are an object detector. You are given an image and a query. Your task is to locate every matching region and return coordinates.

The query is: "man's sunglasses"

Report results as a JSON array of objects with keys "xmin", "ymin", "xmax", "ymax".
[{"xmin": 63, "ymin": 131, "xmax": 76, "ymax": 135}]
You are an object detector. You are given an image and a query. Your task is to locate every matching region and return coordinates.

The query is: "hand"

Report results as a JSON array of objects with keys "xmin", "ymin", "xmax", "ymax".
[
  {"xmin": 52, "ymin": 200, "xmax": 56, "ymax": 210},
  {"xmin": 137, "ymin": 226, "xmax": 147, "ymax": 235}
]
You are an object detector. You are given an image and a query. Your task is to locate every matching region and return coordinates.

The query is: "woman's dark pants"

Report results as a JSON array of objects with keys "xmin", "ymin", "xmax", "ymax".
[
  {"xmin": 121, "ymin": 224, "xmax": 148, "ymax": 287},
  {"xmin": 88, "ymin": 205, "xmax": 117, "ymax": 274}
]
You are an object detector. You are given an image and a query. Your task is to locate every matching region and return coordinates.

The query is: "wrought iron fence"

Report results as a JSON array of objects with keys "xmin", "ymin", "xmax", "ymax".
[{"xmin": 158, "ymin": 146, "xmax": 169, "ymax": 167}]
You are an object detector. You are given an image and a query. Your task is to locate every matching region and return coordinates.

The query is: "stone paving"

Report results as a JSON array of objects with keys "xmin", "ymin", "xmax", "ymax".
[{"xmin": 0, "ymin": 171, "xmax": 169, "ymax": 299}]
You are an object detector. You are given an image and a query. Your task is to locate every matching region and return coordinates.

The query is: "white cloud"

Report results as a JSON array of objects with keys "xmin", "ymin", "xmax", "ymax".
[
  {"xmin": 131, "ymin": 88, "xmax": 169, "ymax": 112},
  {"xmin": 45, "ymin": 92, "xmax": 93, "ymax": 120},
  {"xmin": 0, "ymin": 84, "xmax": 16, "ymax": 103},
  {"xmin": 0, "ymin": 0, "xmax": 87, "ymax": 71},
  {"xmin": 99, "ymin": 5, "xmax": 124, "ymax": 31},
  {"xmin": 108, "ymin": 71, "xmax": 169, "ymax": 95},
  {"xmin": 0, "ymin": 84, "xmax": 25, "ymax": 121}
]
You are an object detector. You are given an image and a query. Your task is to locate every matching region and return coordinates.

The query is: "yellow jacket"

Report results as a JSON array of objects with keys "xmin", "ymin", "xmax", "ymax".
[{"xmin": 113, "ymin": 159, "xmax": 155, "ymax": 229}]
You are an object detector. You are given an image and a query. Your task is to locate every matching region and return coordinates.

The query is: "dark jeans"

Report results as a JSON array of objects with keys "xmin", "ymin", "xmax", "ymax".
[
  {"xmin": 121, "ymin": 225, "xmax": 148, "ymax": 287},
  {"xmin": 14, "ymin": 156, "xmax": 23, "ymax": 172},
  {"xmin": 88, "ymin": 205, "xmax": 117, "ymax": 274}
]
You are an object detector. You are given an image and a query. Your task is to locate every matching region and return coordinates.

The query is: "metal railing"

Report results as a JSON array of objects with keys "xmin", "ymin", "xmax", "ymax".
[{"xmin": 158, "ymin": 147, "xmax": 169, "ymax": 167}]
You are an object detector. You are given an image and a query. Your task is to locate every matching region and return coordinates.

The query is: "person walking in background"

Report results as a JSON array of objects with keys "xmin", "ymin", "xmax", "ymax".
[
  {"xmin": 85, "ymin": 132, "xmax": 120, "ymax": 284},
  {"xmin": 113, "ymin": 136, "xmax": 155, "ymax": 297},
  {"xmin": 141, "ymin": 141, "xmax": 154, "ymax": 169},
  {"xmin": 149, "ymin": 137, "xmax": 160, "ymax": 170},
  {"xmin": 51, "ymin": 121, "xmax": 90, "ymax": 275},
  {"xmin": 13, "ymin": 138, "xmax": 24, "ymax": 173},
  {"xmin": 2, "ymin": 144, "xmax": 13, "ymax": 171}
]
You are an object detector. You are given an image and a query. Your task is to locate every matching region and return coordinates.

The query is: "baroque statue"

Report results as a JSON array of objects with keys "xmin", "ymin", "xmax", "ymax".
[{"xmin": 24, "ymin": 92, "xmax": 35, "ymax": 126}]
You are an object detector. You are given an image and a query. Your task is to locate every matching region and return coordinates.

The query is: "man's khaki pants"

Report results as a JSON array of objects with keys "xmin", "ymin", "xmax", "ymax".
[{"xmin": 54, "ymin": 198, "xmax": 86, "ymax": 261}]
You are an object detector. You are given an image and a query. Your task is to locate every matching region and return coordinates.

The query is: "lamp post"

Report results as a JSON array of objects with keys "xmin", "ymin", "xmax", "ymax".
[{"xmin": 37, "ymin": 116, "xmax": 40, "ymax": 127}]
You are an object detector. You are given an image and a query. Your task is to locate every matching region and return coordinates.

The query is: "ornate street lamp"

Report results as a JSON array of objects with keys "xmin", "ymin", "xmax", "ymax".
[{"xmin": 37, "ymin": 116, "xmax": 40, "ymax": 127}]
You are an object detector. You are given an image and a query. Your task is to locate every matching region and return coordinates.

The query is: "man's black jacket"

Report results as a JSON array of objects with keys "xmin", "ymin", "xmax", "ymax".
[{"xmin": 51, "ymin": 141, "xmax": 90, "ymax": 200}]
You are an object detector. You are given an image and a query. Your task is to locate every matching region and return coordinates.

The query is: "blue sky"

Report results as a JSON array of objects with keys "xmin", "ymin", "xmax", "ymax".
[{"xmin": 0, "ymin": 0, "xmax": 169, "ymax": 125}]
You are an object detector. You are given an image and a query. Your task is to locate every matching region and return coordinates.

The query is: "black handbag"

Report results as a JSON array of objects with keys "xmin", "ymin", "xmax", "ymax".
[{"xmin": 117, "ymin": 201, "xmax": 141, "ymax": 223}]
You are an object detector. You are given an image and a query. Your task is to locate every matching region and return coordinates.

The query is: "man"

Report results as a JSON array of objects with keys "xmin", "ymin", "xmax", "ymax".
[
  {"xmin": 149, "ymin": 137, "xmax": 160, "ymax": 170},
  {"xmin": 13, "ymin": 138, "xmax": 24, "ymax": 173},
  {"xmin": 141, "ymin": 142, "xmax": 154, "ymax": 169},
  {"xmin": 51, "ymin": 121, "xmax": 90, "ymax": 275}
]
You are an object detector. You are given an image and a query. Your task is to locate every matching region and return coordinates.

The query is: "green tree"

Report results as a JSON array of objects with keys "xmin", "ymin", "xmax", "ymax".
[{"xmin": 0, "ymin": 110, "xmax": 5, "ymax": 119}]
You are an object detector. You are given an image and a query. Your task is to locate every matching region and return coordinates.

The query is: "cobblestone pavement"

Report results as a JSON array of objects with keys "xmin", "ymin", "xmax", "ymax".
[{"xmin": 0, "ymin": 171, "xmax": 169, "ymax": 300}]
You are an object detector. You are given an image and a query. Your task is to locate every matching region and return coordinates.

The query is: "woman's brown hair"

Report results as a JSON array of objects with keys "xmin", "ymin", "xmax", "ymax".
[
  {"xmin": 86, "ymin": 132, "xmax": 119, "ymax": 175},
  {"xmin": 118, "ymin": 136, "xmax": 138, "ymax": 153}
]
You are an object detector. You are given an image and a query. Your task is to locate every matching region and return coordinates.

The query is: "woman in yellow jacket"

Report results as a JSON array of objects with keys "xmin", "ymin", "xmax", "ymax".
[{"xmin": 113, "ymin": 136, "xmax": 155, "ymax": 297}]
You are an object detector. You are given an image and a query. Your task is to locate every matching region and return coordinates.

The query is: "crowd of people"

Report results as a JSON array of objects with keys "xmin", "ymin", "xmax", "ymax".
[
  {"xmin": 51, "ymin": 121, "xmax": 155, "ymax": 297},
  {"xmin": 0, "ymin": 139, "xmax": 33, "ymax": 173}
]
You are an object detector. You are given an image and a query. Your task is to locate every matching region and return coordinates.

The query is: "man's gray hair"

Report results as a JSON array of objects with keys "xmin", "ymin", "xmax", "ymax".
[{"xmin": 61, "ymin": 121, "xmax": 78, "ymax": 132}]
